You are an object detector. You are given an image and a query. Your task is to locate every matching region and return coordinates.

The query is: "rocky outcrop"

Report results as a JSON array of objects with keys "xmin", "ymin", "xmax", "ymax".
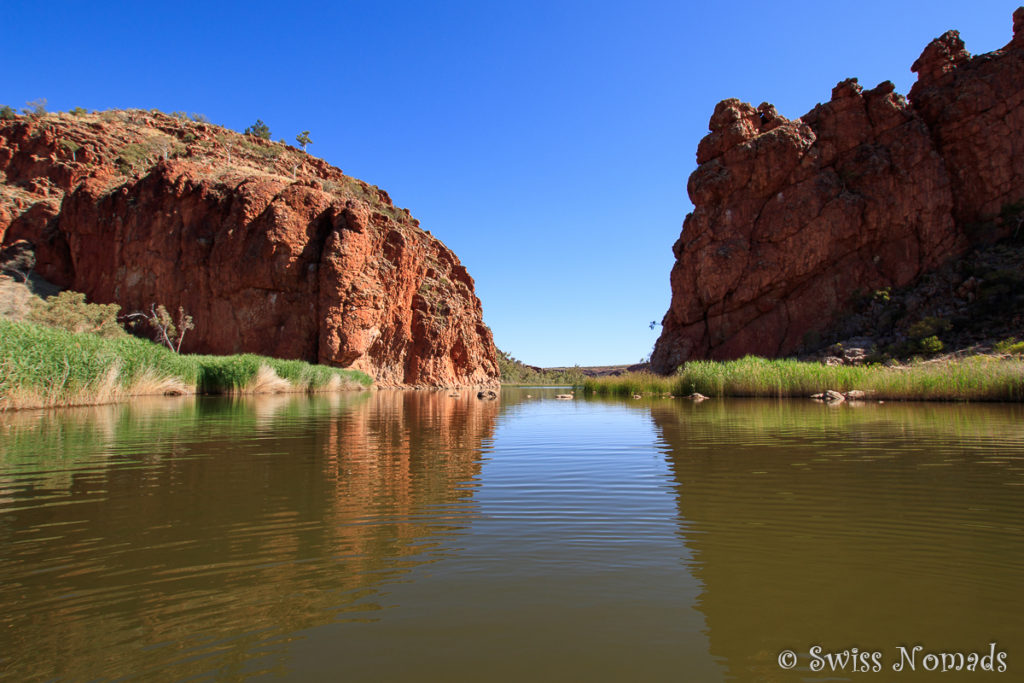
[
  {"xmin": 652, "ymin": 8, "xmax": 1024, "ymax": 373},
  {"xmin": 0, "ymin": 110, "xmax": 499, "ymax": 387}
]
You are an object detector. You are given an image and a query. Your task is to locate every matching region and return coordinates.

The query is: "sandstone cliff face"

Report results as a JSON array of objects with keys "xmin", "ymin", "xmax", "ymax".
[
  {"xmin": 651, "ymin": 8, "xmax": 1024, "ymax": 373},
  {"xmin": 0, "ymin": 111, "xmax": 498, "ymax": 387}
]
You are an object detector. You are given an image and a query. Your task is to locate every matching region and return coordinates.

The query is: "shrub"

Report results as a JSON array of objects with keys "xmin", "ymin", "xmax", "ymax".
[
  {"xmin": 23, "ymin": 98, "xmax": 47, "ymax": 117},
  {"xmin": 917, "ymin": 335, "xmax": 944, "ymax": 355},
  {"xmin": 69, "ymin": 107, "xmax": 87, "ymax": 116},
  {"xmin": 908, "ymin": 316, "xmax": 951, "ymax": 340},
  {"xmin": 237, "ymin": 136, "xmax": 281, "ymax": 159},
  {"xmin": 245, "ymin": 119, "xmax": 271, "ymax": 140},
  {"xmin": 126, "ymin": 303, "xmax": 194, "ymax": 352},
  {"xmin": 994, "ymin": 338, "xmax": 1024, "ymax": 355},
  {"xmin": 1, "ymin": 240, "xmax": 35, "ymax": 282},
  {"xmin": 60, "ymin": 138, "xmax": 82, "ymax": 161},
  {"xmin": 116, "ymin": 142, "xmax": 152, "ymax": 172},
  {"xmin": 1, "ymin": 105, "xmax": 18, "ymax": 120},
  {"xmin": 28, "ymin": 291, "xmax": 124, "ymax": 338},
  {"xmin": 116, "ymin": 136, "xmax": 182, "ymax": 173}
]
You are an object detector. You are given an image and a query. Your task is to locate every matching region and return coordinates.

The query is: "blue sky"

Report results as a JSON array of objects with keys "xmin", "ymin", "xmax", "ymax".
[{"xmin": 6, "ymin": 1, "xmax": 1019, "ymax": 365}]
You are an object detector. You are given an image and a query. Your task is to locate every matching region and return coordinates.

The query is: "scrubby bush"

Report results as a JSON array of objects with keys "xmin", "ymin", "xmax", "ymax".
[
  {"xmin": 23, "ymin": 98, "xmax": 47, "ymax": 117},
  {"xmin": 28, "ymin": 291, "xmax": 124, "ymax": 338},
  {"xmin": 908, "ymin": 316, "xmax": 952, "ymax": 339},
  {"xmin": 0, "ymin": 105, "xmax": 17, "ymax": 120},
  {"xmin": 1, "ymin": 241, "xmax": 35, "ymax": 282},
  {"xmin": 917, "ymin": 335, "xmax": 944, "ymax": 355},
  {"xmin": 994, "ymin": 338, "xmax": 1024, "ymax": 355},
  {"xmin": 60, "ymin": 138, "xmax": 82, "ymax": 161},
  {"xmin": 126, "ymin": 304, "xmax": 194, "ymax": 352},
  {"xmin": 116, "ymin": 142, "xmax": 152, "ymax": 172}
]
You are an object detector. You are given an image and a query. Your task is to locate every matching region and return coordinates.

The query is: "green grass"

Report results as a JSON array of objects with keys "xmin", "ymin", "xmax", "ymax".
[
  {"xmin": 583, "ymin": 355, "xmax": 1024, "ymax": 402},
  {"xmin": 0, "ymin": 318, "xmax": 372, "ymax": 411}
]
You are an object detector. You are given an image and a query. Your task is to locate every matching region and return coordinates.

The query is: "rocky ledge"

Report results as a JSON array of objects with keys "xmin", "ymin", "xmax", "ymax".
[
  {"xmin": 0, "ymin": 110, "xmax": 499, "ymax": 387},
  {"xmin": 651, "ymin": 8, "xmax": 1024, "ymax": 373}
]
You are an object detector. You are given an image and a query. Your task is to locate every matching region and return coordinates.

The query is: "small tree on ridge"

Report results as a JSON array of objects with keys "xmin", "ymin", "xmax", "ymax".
[{"xmin": 245, "ymin": 119, "xmax": 271, "ymax": 140}]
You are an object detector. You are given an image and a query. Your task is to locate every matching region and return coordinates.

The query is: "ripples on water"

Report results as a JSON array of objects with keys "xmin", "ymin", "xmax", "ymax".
[{"xmin": 0, "ymin": 390, "xmax": 1021, "ymax": 681}]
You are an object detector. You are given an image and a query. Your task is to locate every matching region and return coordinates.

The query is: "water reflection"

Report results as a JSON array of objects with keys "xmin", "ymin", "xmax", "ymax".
[
  {"xmin": 0, "ymin": 391, "xmax": 498, "ymax": 682},
  {"xmin": 3, "ymin": 392, "xmax": 1023, "ymax": 682},
  {"xmin": 651, "ymin": 399, "xmax": 1024, "ymax": 681}
]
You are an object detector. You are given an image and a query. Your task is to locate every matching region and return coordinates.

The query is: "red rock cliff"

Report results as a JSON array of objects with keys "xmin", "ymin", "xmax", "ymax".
[
  {"xmin": 0, "ymin": 111, "xmax": 499, "ymax": 387},
  {"xmin": 651, "ymin": 8, "xmax": 1024, "ymax": 373}
]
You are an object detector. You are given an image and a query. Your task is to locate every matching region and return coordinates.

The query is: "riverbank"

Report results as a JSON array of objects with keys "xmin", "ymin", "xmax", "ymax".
[
  {"xmin": 0, "ymin": 318, "xmax": 372, "ymax": 411},
  {"xmin": 582, "ymin": 355, "xmax": 1024, "ymax": 402}
]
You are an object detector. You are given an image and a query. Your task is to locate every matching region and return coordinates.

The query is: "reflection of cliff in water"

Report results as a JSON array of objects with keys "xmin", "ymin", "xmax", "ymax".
[
  {"xmin": 0, "ymin": 391, "xmax": 499, "ymax": 681},
  {"xmin": 650, "ymin": 400, "xmax": 1024, "ymax": 681}
]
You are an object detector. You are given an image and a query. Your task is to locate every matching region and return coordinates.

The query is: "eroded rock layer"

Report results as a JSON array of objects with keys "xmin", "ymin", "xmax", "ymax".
[
  {"xmin": 651, "ymin": 8, "xmax": 1024, "ymax": 372},
  {"xmin": 0, "ymin": 111, "xmax": 499, "ymax": 387}
]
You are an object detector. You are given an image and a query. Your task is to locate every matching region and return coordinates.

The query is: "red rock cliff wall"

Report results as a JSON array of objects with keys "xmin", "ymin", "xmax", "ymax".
[
  {"xmin": 0, "ymin": 113, "xmax": 499, "ymax": 387},
  {"xmin": 651, "ymin": 8, "xmax": 1024, "ymax": 373}
]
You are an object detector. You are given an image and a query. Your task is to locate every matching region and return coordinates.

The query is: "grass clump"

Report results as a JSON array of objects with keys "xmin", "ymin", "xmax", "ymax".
[
  {"xmin": 191, "ymin": 354, "xmax": 371, "ymax": 394},
  {"xmin": 0, "ymin": 319, "xmax": 372, "ymax": 411},
  {"xmin": 0, "ymin": 318, "xmax": 196, "ymax": 410},
  {"xmin": 583, "ymin": 355, "xmax": 1024, "ymax": 402}
]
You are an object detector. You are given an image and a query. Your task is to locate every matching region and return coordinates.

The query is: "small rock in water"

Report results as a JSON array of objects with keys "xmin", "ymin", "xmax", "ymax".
[
  {"xmin": 685, "ymin": 392, "xmax": 709, "ymax": 402},
  {"xmin": 477, "ymin": 390, "xmax": 498, "ymax": 400}
]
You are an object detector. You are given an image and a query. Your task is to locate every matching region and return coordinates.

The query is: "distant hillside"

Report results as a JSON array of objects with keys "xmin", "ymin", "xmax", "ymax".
[{"xmin": 496, "ymin": 349, "xmax": 647, "ymax": 384}]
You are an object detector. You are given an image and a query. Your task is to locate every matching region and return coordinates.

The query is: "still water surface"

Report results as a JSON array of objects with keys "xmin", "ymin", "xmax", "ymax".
[{"xmin": 0, "ymin": 388, "xmax": 1022, "ymax": 681}]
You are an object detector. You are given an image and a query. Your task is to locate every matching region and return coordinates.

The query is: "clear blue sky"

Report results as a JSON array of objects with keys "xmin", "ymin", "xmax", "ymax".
[{"xmin": 6, "ymin": 1, "xmax": 1019, "ymax": 365}]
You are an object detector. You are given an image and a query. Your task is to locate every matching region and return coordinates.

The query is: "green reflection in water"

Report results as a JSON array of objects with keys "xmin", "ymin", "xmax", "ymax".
[
  {"xmin": 0, "ymin": 392, "xmax": 498, "ymax": 682},
  {"xmin": 1, "ymin": 393, "xmax": 1022, "ymax": 682},
  {"xmin": 650, "ymin": 399, "xmax": 1024, "ymax": 681}
]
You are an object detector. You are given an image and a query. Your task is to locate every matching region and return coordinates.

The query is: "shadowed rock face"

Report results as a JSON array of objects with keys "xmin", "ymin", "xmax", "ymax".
[
  {"xmin": 652, "ymin": 8, "xmax": 1024, "ymax": 373},
  {"xmin": 0, "ymin": 112, "xmax": 499, "ymax": 387}
]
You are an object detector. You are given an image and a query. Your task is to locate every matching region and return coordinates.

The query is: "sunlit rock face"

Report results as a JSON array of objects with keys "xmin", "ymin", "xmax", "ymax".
[
  {"xmin": 0, "ymin": 111, "xmax": 499, "ymax": 388},
  {"xmin": 652, "ymin": 8, "xmax": 1024, "ymax": 373}
]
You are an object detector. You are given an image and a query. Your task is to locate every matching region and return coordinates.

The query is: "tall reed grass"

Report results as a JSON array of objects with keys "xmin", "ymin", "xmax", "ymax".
[
  {"xmin": 0, "ymin": 319, "xmax": 372, "ymax": 411},
  {"xmin": 583, "ymin": 356, "xmax": 1024, "ymax": 402}
]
